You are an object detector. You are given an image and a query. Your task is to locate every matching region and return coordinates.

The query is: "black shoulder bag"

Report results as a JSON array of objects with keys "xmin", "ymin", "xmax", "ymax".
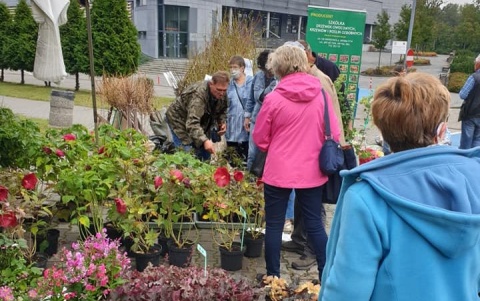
[{"xmin": 319, "ymin": 89, "xmax": 345, "ymax": 175}]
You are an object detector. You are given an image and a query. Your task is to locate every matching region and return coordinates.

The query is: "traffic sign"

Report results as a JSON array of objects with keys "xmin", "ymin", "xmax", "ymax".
[{"xmin": 406, "ymin": 48, "xmax": 414, "ymax": 68}]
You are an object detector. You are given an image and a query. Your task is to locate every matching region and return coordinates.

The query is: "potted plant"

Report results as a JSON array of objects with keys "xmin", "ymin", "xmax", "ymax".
[
  {"xmin": 113, "ymin": 264, "xmax": 261, "ymax": 300},
  {"xmin": 32, "ymin": 229, "xmax": 131, "ymax": 300},
  {"xmin": 202, "ymin": 166, "xmax": 264, "ymax": 270}
]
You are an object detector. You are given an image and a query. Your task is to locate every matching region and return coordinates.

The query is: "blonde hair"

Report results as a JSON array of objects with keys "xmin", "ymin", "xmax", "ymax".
[
  {"xmin": 372, "ymin": 72, "xmax": 450, "ymax": 152},
  {"xmin": 269, "ymin": 45, "xmax": 309, "ymax": 79}
]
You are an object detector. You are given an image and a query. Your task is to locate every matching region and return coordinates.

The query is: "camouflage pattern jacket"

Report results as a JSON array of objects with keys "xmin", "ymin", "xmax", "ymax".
[{"xmin": 166, "ymin": 80, "xmax": 228, "ymax": 148}]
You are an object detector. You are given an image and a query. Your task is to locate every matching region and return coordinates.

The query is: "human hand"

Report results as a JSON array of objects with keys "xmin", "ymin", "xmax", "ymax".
[
  {"xmin": 203, "ymin": 140, "xmax": 215, "ymax": 154},
  {"xmin": 218, "ymin": 122, "xmax": 227, "ymax": 136},
  {"xmin": 244, "ymin": 117, "xmax": 251, "ymax": 132}
]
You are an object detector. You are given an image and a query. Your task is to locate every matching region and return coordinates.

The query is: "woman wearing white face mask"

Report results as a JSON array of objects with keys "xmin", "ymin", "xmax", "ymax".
[{"xmin": 225, "ymin": 55, "xmax": 253, "ymax": 166}]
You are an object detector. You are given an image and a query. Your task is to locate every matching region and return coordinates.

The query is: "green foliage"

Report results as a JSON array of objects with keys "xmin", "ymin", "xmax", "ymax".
[
  {"xmin": 91, "ymin": 0, "xmax": 141, "ymax": 76},
  {"xmin": 0, "ymin": 233, "xmax": 43, "ymax": 298},
  {"xmin": 450, "ymin": 52, "xmax": 475, "ymax": 73},
  {"xmin": 4, "ymin": 0, "xmax": 37, "ymax": 81},
  {"xmin": 448, "ymin": 72, "xmax": 469, "ymax": 93},
  {"xmin": 0, "ymin": 107, "xmax": 43, "ymax": 168},
  {"xmin": 60, "ymin": 0, "xmax": 89, "ymax": 90},
  {"xmin": 177, "ymin": 17, "xmax": 258, "ymax": 95},
  {"xmin": 372, "ymin": 10, "xmax": 392, "ymax": 68},
  {"xmin": 0, "ymin": 2, "xmax": 12, "ymax": 79},
  {"xmin": 393, "ymin": 4, "xmax": 410, "ymax": 40}
]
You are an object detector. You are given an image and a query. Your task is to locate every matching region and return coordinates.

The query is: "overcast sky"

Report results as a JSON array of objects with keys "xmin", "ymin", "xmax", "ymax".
[{"xmin": 444, "ymin": 0, "xmax": 474, "ymax": 5}]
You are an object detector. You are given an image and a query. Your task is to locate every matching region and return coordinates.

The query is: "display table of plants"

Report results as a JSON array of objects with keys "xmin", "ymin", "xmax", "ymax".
[{"xmin": 0, "ymin": 107, "xmax": 323, "ymax": 300}]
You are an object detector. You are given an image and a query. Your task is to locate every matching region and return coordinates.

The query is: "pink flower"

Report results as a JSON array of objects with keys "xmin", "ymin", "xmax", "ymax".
[
  {"xmin": 115, "ymin": 198, "xmax": 127, "ymax": 214},
  {"xmin": 0, "ymin": 186, "xmax": 8, "ymax": 202},
  {"xmin": 213, "ymin": 167, "xmax": 230, "ymax": 187},
  {"xmin": 28, "ymin": 290, "xmax": 38, "ymax": 298},
  {"xmin": 0, "ymin": 212, "xmax": 17, "ymax": 228},
  {"xmin": 0, "ymin": 286, "xmax": 14, "ymax": 301},
  {"xmin": 215, "ymin": 202, "xmax": 228, "ymax": 209},
  {"xmin": 98, "ymin": 146, "xmax": 105, "ymax": 155},
  {"xmin": 170, "ymin": 169, "xmax": 184, "ymax": 182},
  {"xmin": 182, "ymin": 177, "xmax": 191, "ymax": 188},
  {"xmin": 154, "ymin": 176, "xmax": 163, "ymax": 189},
  {"xmin": 22, "ymin": 173, "xmax": 38, "ymax": 190},
  {"xmin": 233, "ymin": 170, "xmax": 244, "ymax": 182},
  {"xmin": 63, "ymin": 133, "xmax": 76, "ymax": 141},
  {"xmin": 42, "ymin": 146, "xmax": 52, "ymax": 154},
  {"xmin": 55, "ymin": 149, "xmax": 65, "ymax": 157}
]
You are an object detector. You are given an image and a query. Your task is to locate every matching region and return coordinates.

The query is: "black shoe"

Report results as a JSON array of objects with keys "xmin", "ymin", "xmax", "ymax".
[
  {"xmin": 291, "ymin": 255, "xmax": 316, "ymax": 270},
  {"xmin": 281, "ymin": 241, "xmax": 304, "ymax": 255}
]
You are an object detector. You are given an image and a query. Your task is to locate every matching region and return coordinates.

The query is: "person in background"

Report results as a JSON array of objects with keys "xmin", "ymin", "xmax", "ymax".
[
  {"xmin": 253, "ymin": 44, "xmax": 341, "ymax": 282},
  {"xmin": 225, "ymin": 56, "xmax": 253, "ymax": 165},
  {"xmin": 392, "ymin": 64, "xmax": 406, "ymax": 76},
  {"xmin": 320, "ymin": 72, "xmax": 480, "ymax": 301},
  {"xmin": 281, "ymin": 40, "xmax": 347, "ymax": 270},
  {"xmin": 166, "ymin": 71, "xmax": 229, "ymax": 161},
  {"xmin": 459, "ymin": 54, "xmax": 480, "ymax": 149},
  {"xmin": 245, "ymin": 50, "xmax": 276, "ymax": 170}
]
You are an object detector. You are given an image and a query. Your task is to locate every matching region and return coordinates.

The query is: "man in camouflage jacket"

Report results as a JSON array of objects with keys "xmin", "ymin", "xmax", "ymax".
[{"xmin": 166, "ymin": 71, "xmax": 229, "ymax": 160}]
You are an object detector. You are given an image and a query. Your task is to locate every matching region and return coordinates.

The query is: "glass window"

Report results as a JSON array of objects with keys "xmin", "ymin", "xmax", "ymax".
[
  {"xmin": 158, "ymin": 6, "xmax": 164, "ymax": 30},
  {"xmin": 270, "ymin": 13, "xmax": 281, "ymax": 37},
  {"xmin": 158, "ymin": 32, "xmax": 164, "ymax": 57},
  {"xmin": 179, "ymin": 6, "xmax": 189, "ymax": 32},
  {"xmin": 165, "ymin": 6, "xmax": 179, "ymax": 31},
  {"xmin": 285, "ymin": 15, "xmax": 299, "ymax": 34}
]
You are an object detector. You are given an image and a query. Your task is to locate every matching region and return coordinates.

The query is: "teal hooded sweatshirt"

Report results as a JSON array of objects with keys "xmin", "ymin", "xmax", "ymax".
[{"xmin": 319, "ymin": 146, "xmax": 480, "ymax": 301}]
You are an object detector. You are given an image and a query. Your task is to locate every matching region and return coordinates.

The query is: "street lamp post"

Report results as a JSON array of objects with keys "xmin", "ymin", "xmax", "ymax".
[
  {"xmin": 405, "ymin": 0, "xmax": 416, "ymax": 68},
  {"xmin": 81, "ymin": 0, "xmax": 99, "ymax": 144}
]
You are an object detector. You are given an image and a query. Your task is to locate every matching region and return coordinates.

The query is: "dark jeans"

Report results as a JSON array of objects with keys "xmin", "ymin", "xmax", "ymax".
[
  {"xmin": 170, "ymin": 126, "xmax": 210, "ymax": 161},
  {"xmin": 460, "ymin": 117, "xmax": 480, "ymax": 149},
  {"xmin": 264, "ymin": 184, "xmax": 327, "ymax": 280}
]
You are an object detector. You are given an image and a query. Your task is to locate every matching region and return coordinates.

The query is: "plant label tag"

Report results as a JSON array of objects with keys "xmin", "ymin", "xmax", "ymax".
[
  {"xmin": 197, "ymin": 243, "xmax": 207, "ymax": 257},
  {"xmin": 240, "ymin": 206, "xmax": 247, "ymax": 219},
  {"xmin": 197, "ymin": 244, "xmax": 208, "ymax": 276}
]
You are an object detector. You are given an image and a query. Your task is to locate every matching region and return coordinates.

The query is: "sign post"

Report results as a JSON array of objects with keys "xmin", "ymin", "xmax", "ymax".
[
  {"xmin": 406, "ymin": 48, "xmax": 414, "ymax": 68},
  {"xmin": 306, "ymin": 6, "xmax": 366, "ymax": 103}
]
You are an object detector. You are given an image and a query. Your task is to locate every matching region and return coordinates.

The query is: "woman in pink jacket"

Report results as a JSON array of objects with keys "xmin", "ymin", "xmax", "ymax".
[{"xmin": 253, "ymin": 43, "xmax": 341, "ymax": 281}]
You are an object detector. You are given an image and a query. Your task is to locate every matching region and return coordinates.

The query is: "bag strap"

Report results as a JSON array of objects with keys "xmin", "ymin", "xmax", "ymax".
[
  {"xmin": 322, "ymin": 89, "xmax": 332, "ymax": 139},
  {"xmin": 234, "ymin": 83, "xmax": 246, "ymax": 110}
]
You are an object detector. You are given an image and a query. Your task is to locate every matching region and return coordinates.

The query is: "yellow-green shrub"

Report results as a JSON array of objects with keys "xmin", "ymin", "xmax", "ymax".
[
  {"xmin": 448, "ymin": 72, "xmax": 469, "ymax": 93},
  {"xmin": 176, "ymin": 18, "xmax": 259, "ymax": 96}
]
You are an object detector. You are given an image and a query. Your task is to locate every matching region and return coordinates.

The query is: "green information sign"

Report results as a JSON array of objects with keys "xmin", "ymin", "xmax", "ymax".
[{"xmin": 306, "ymin": 6, "xmax": 366, "ymax": 102}]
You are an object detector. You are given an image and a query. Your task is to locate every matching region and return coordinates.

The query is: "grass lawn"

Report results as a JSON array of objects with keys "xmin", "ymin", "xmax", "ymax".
[
  {"xmin": 17, "ymin": 115, "xmax": 50, "ymax": 133},
  {"xmin": 0, "ymin": 81, "xmax": 173, "ymax": 109}
]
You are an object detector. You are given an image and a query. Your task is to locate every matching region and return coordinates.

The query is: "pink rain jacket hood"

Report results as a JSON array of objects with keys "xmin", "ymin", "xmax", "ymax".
[{"xmin": 253, "ymin": 72, "xmax": 341, "ymax": 188}]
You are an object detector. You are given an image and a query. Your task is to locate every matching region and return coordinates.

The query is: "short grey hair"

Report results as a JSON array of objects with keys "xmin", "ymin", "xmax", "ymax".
[
  {"xmin": 475, "ymin": 54, "xmax": 480, "ymax": 64},
  {"xmin": 269, "ymin": 44, "xmax": 309, "ymax": 79}
]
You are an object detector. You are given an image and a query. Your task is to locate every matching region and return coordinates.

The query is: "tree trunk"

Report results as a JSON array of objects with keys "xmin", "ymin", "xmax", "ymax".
[
  {"xmin": 377, "ymin": 50, "xmax": 383, "ymax": 69},
  {"xmin": 0, "ymin": 68, "xmax": 3, "ymax": 82},
  {"xmin": 75, "ymin": 72, "xmax": 80, "ymax": 91},
  {"xmin": 21, "ymin": 69, "xmax": 25, "ymax": 84}
]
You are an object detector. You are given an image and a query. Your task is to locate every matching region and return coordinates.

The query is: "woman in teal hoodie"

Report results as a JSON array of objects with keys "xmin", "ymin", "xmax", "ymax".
[{"xmin": 320, "ymin": 72, "xmax": 480, "ymax": 301}]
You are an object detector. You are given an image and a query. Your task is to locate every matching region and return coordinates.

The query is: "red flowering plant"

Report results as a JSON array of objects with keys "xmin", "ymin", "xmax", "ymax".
[
  {"xmin": 203, "ymin": 164, "xmax": 264, "ymax": 250},
  {"xmin": 31, "ymin": 229, "xmax": 131, "ymax": 301},
  {"xmin": 104, "ymin": 126, "xmax": 164, "ymax": 254},
  {"xmin": 151, "ymin": 152, "xmax": 213, "ymax": 249}
]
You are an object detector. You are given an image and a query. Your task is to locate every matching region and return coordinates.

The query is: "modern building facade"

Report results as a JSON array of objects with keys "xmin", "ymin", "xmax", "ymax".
[
  {"xmin": 3, "ymin": 0, "xmax": 412, "ymax": 59},
  {"xmin": 134, "ymin": 0, "xmax": 411, "ymax": 58}
]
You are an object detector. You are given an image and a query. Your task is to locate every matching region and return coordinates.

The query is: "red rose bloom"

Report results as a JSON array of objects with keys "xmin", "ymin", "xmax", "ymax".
[
  {"xmin": 56, "ymin": 149, "xmax": 65, "ymax": 157},
  {"xmin": 0, "ymin": 186, "xmax": 8, "ymax": 202},
  {"xmin": 233, "ymin": 170, "xmax": 244, "ymax": 182},
  {"xmin": 115, "ymin": 198, "xmax": 127, "ymax": 214},
  {"xmin": 0, "ymin": 212, "xmax": 17, "ymax": 228},
  {"xmin": 22, "ymin": 173, "xmax": 38, "ymax": 190},
  {"xmin": 42, "ymin": 146, "xmax": 52, "ymax": 154},
  {"xmin": 98, "ymin": 146, "xmax": 105, "ymax": 155},
  {"xmin": 214, "ymin": 167, "xmax": 230, "ymax": 187},
  {"xmin": 63, "ymin": 133, "xmax": 76, "ymax": 141},
  {"xmin": 154, "ymin": 176, "xmax": 163, "ymax": 189},
  {"xmin": 170, "ymin": 169, "xmax": 184, "ymax": 182}
]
